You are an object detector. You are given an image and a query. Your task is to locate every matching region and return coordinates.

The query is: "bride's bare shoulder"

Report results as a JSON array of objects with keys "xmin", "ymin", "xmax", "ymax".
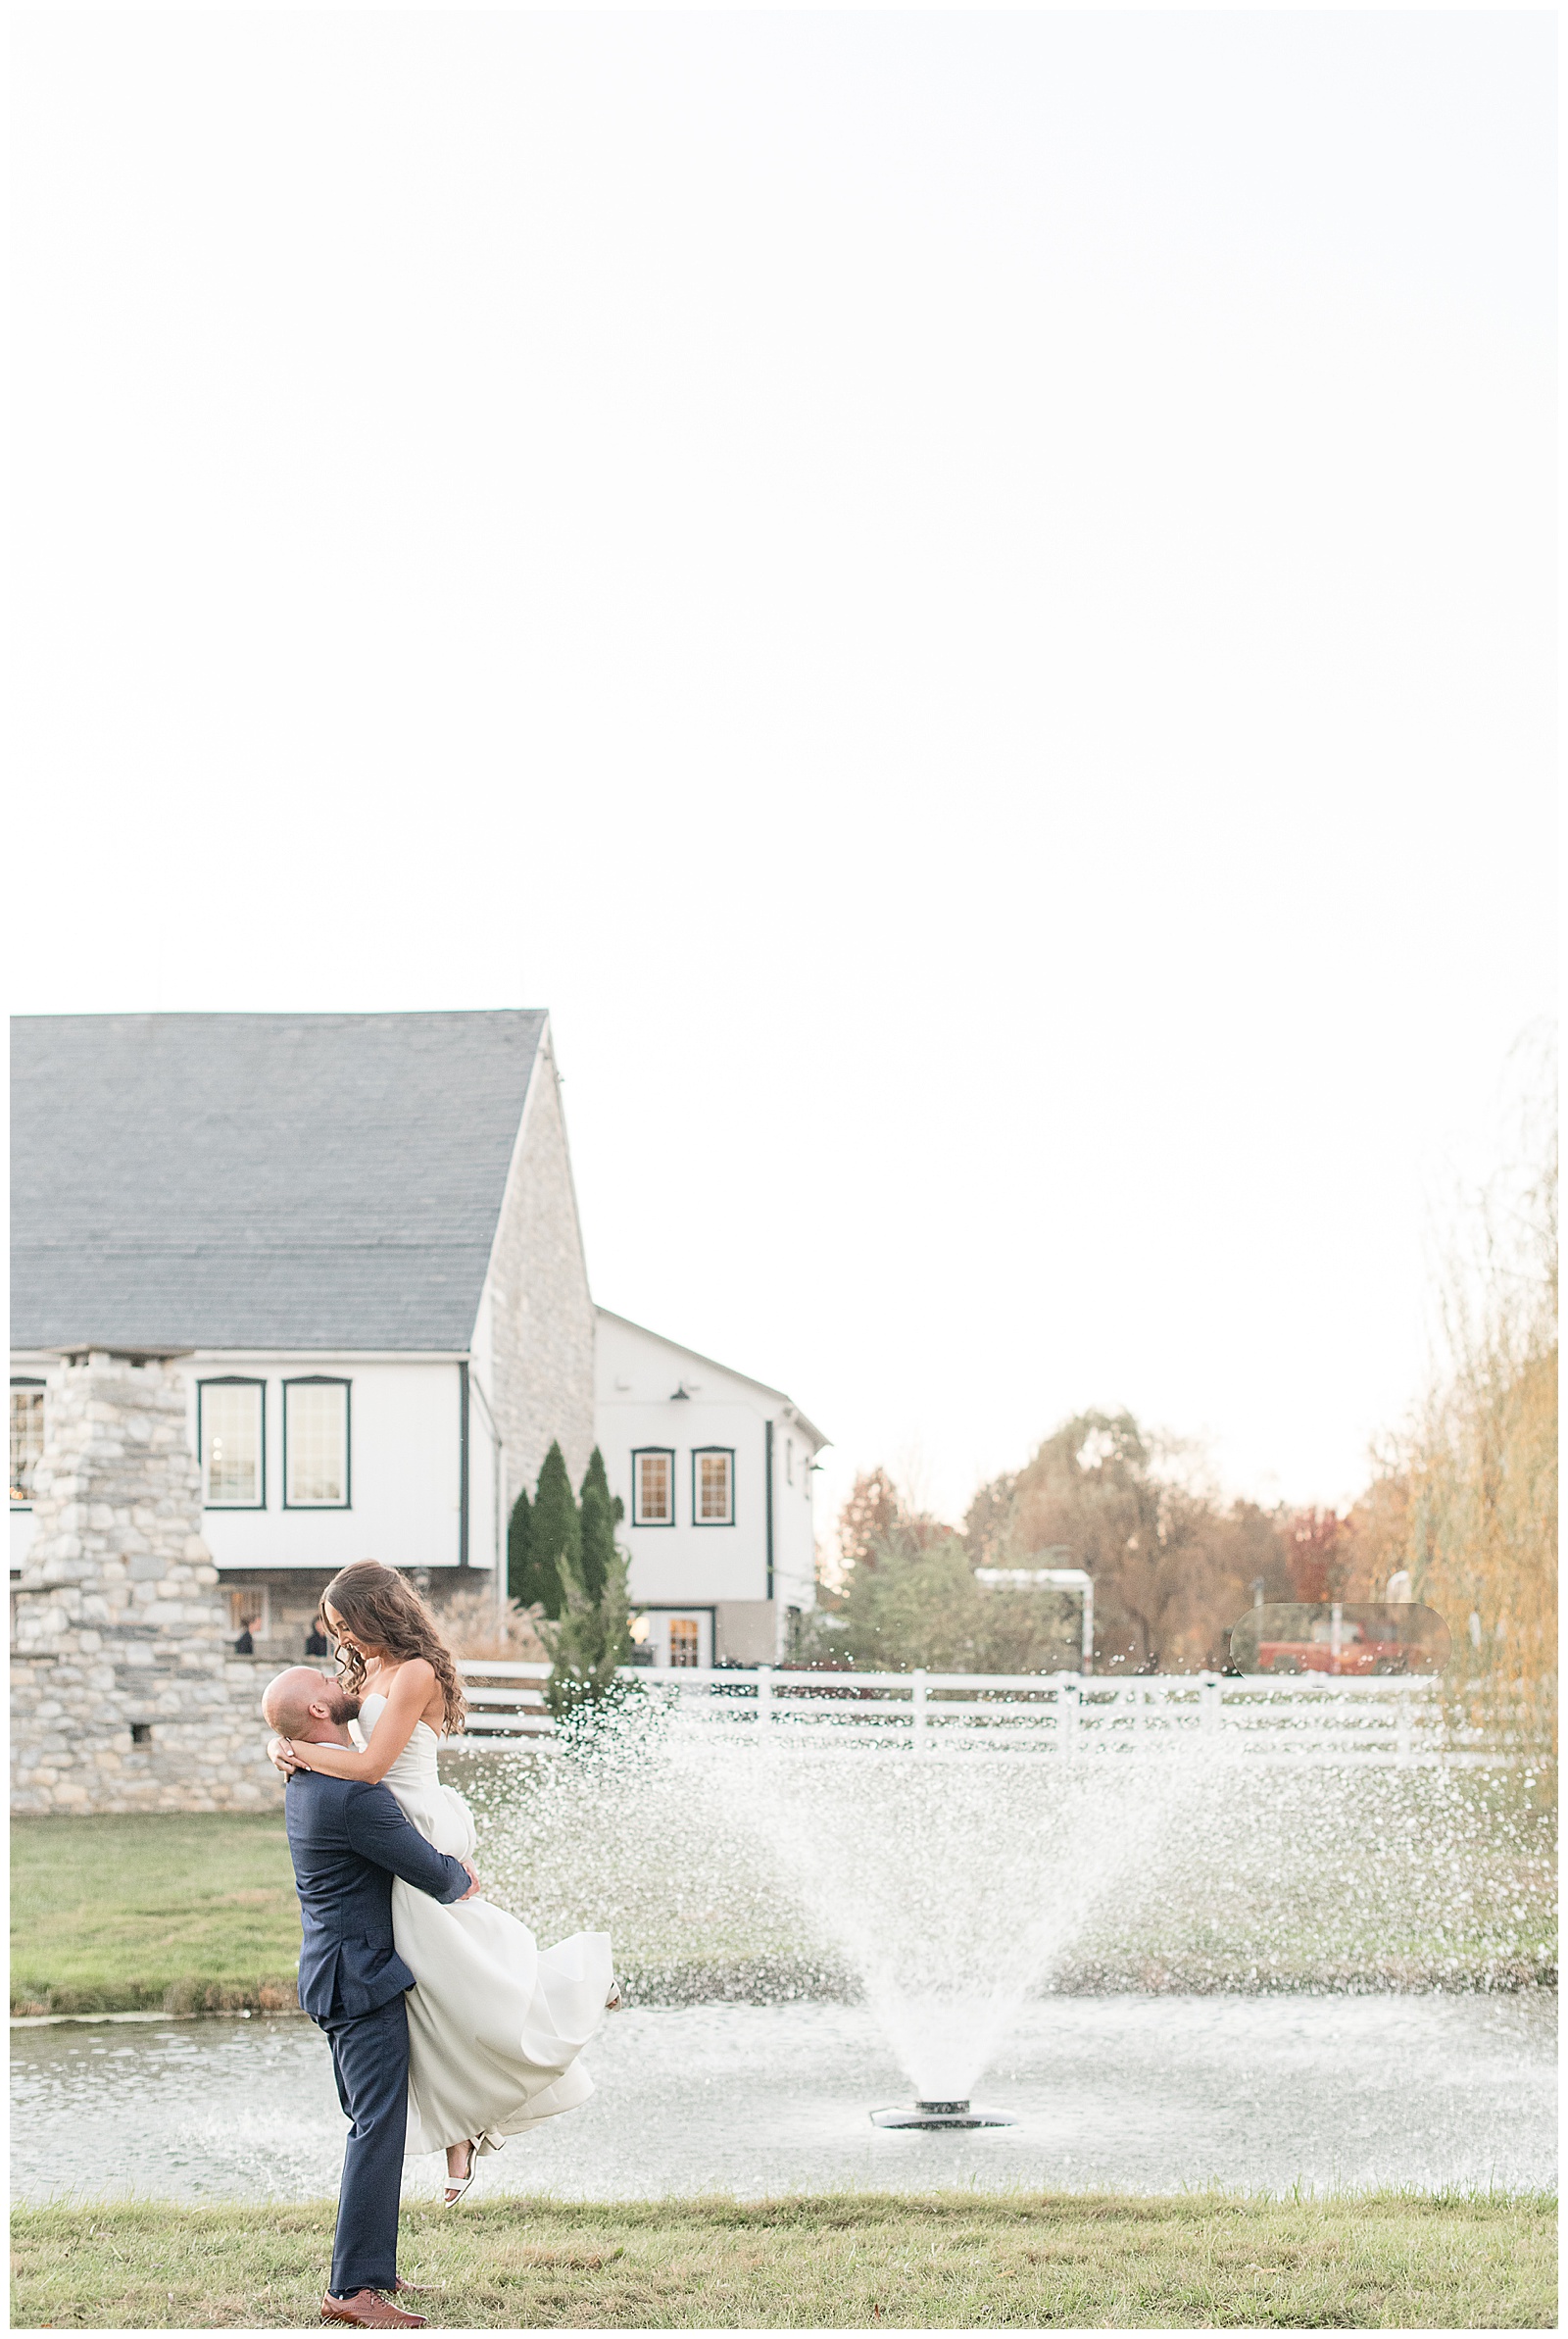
[
  {"xmin": 372, "ymin": 1657, "xmax": 442, "ymax": 1725},
  {"xmin": 371, "ymin": 1657, "xmax": 436, "ymax": 1694}
]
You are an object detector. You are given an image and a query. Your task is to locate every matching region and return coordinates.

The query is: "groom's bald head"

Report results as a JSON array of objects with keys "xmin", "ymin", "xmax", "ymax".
[{"xmin": 263, "ymin": 1667, "xmax": 359, "ymax": 1742}]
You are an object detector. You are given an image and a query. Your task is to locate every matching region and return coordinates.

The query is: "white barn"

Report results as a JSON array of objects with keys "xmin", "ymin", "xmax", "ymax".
[{"xmin": 10, "ymin": 1012, "xmax": 824, "ymax": 1667}]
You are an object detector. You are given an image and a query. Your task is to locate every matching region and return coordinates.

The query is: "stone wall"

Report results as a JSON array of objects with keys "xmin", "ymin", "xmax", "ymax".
[
  {"xmin": 11, "ymin": 1354, "xmax": 286, "ymax": 1814},
  {"xmin": 485, "ymin": 1031, "xmax": 596, "ymax": 1507}
]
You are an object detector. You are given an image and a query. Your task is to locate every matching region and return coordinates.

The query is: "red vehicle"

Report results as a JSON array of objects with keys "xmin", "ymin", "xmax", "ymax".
[{"xmin": 1256, "ymin": 1617, "xmax": 1412, "ymax": 1676}]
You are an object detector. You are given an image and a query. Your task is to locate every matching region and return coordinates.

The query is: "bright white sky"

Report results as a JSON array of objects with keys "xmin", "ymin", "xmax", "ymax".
[{"xmin": 11, "ymin": 11, "xmax": 1555, "ymax": 1543}]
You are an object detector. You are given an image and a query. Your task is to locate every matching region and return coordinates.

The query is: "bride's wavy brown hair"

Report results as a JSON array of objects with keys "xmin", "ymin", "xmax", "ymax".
[{"xmin": 319, "ymin": 1562, "xmax": 466, "ymax": 1736}]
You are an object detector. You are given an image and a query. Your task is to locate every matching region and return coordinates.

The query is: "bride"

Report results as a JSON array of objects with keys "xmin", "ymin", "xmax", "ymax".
[{"xmin": 271, "ymin": 1559, "xmax": 617, "ymax": 2205}]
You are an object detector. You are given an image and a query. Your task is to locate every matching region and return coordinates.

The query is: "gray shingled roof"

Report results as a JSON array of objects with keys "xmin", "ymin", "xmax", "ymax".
[{"xmin": 11, "ymin": 1012, "xmax": 546, "ymax": 1352}]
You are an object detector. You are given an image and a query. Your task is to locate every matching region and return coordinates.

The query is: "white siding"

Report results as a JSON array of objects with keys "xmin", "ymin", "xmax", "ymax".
[
  {"xmin": 593, "ymin": 1311, "xmax": 824, "ymax": 1658},
  {"xmin": 610, "ymin": 1398, "xmax": 768, "ymax": 1606},
  {"xmin": 770, "ymin": 1412, "xmax": 820, "ymax": 1621},
  {"xmin": 179, "ymin": 1354, "xmax": 466, "ymax": 1574},
  {"xmin": 12, "ymin": 1348, "xmax": 506, "ymax": 1583}
]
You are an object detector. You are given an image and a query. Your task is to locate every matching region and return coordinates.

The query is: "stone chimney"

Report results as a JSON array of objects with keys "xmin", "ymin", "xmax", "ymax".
[{"xmin": 11, "ymin": 1353, "xmax": 281, "ymax": 1812}]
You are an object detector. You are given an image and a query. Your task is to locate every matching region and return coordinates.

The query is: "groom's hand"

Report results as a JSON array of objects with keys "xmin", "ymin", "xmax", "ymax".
[{"xmin": 457, "ymin": 1860, "xmax": 483, "ymax": 1902}]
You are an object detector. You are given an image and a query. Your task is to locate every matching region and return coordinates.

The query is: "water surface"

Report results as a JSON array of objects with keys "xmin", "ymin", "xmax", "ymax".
[{"xmin": 10, "ymin": 1992, "xmax": 1554, "ymax": 2207}]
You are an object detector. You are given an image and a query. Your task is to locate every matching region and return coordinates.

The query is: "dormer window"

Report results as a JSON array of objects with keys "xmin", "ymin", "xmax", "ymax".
[
  {"xmin": 633, "ymin": 1448, "xmax": 675, "ymax": 1525},
  {"xmin": 693, "ymin": 1447, "xmax": 734, "ymax": 1525}
]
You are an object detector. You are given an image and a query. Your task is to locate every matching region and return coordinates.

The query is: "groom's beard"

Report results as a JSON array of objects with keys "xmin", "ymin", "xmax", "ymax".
[{"xmin": 323, "ymin": 1690, "xmax": 363, "ymax": 1726}]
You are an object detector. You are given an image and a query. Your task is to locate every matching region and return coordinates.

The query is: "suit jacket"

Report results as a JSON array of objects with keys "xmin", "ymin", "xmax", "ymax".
[{"xmin": 284, "ymin": 1767, "xmax": 471, "ymax": 2021}]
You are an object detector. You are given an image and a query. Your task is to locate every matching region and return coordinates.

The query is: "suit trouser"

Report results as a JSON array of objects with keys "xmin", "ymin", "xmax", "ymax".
[{"xmin": 319, "ymin": 1992, "xmax": 411, "ymax": 2297}]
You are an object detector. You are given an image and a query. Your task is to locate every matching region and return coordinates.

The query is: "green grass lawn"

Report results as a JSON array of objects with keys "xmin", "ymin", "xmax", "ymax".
[
  {"xmin": 10, "ymin": 1815, "xmax": 301, "ymax": 2015},
  {"xmin": 9, "ymin": 2190, "xmax": 1555, "ymax": 2328},
  {"xmin": 11, "ymin": 1767, "xmax": 1557, "ymax": 2014}
]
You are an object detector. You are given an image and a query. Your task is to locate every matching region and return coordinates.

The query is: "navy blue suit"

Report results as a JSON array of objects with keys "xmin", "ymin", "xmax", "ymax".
[{"xmin": 284, "ymin": 1767, "xmax": 471, "ymax": 2297}]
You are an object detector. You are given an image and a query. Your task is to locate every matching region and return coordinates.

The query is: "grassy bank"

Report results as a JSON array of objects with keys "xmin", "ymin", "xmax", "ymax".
[
  {"xmin": 10, "ymin": 2189, "xmax": 1557, "ymax": 2329},
  {"xmin": 12, "ymin": 1789, "xmax": 1558, "ymax": 2014},
  {"xmin": 10, "ymin": 1815, "xmax": 301, "ymax": 2016}
]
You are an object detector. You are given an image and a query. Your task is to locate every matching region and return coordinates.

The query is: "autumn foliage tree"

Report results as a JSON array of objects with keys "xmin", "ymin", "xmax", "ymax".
[
  {"xmin": 814, "ymin": 1058, "xmax": 1554, "ymax": 1700},
  {"xmin": 809, "ymin": 1475, "xmax": 1078, "ymax": 1673},
  {"xmin": 835, "ymin": 1468, "xmax": 947, "ymax": 1571},
  {"xmin": 1284, "ymin": 1508, "xmax": 1352, "ymax": 1603},
  {"xmin": 814, "ymin": 1426, "xmax": 1290, "ymax": 1674},
  {"xmin": 1350, "ymin": 1095, "xmax": 1557, "ymax": 1753},
  {"xmin": 964, "ymin": 1412, "xmax": 1287, "ymax": 1672}
]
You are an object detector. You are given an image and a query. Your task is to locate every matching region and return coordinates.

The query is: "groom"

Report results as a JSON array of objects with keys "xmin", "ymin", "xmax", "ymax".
[{"xmin": 262, "ymin": 1667, "xmax": 480, "ymax": 2331}]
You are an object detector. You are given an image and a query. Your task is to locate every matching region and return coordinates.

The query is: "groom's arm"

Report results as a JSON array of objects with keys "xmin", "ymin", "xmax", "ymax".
[{"xmin": 342, "ymin": 1781, "xmax": 475, "ymax": 1905}]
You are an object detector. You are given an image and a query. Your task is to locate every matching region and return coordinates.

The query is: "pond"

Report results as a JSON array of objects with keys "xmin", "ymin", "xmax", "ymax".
[{"xmin": 10, "ymin": 1991, "xmax": 1554, "ymax": 2207}]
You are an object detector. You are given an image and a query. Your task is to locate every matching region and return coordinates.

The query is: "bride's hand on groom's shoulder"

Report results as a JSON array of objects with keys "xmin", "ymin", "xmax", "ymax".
[{"xmin": 267, "ymin": 1733, "xmax": 302, "ymax": 1775}]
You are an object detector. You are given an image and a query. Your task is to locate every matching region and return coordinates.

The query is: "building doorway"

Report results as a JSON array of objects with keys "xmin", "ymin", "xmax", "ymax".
[
  {"xmin": 642, "ymin": 1610, "xmax": 713, "ymax": 1668},
  {"xmin": 226, "ymin": 1587, "xmax": 271, "ymax": 1642}
]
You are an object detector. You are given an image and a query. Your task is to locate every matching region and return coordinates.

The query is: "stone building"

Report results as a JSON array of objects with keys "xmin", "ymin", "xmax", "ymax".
[
  {"xmin": 11, "ymin": 1010, "xmax": 827, "ymax": 1765},
  {"xmin": 11, "ymin": 1352, "xmax": 284, "ymax": 1813},
  {"xmin": 12, "ymin": 1010, "xmax": 595, "ymax": 1654}
]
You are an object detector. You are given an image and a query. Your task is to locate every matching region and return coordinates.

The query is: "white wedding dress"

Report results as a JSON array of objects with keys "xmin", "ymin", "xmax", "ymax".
[{"xmin": 356, "ymin": 1692, "xmax": 612, "ymax": 2161}]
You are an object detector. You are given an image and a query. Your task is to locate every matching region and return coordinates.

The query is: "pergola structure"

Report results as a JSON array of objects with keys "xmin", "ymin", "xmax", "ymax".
[{"xmin": 973, "ymin": 1564, "xmax": 1095, "ymax": 1672}]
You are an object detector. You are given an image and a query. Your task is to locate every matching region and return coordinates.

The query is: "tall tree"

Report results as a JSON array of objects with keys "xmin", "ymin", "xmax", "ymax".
[
  {"xmin": 836, "ymin": 1468, "xmax": 904, "ymax": 1571},
  {"xmin": 836, "ymin": 1468, "xmax": 947, "ymax": 1573},
  {"xmin": 506, "ymin": 1484, "xmax": 532, "ymax": 1608},
  {"xmin": 807, "ymin": 1530, "xmax": 1077, "ymax": 1674},
  {"xmin": 989, "ymin": 1410, "xmax": 1285, "ymax": 1672},
  {"xmin": 521, "ymin": 1441, "xmax": 580, "ymax": 1621},
  {"xmin": 1284, "ymin": 1508, "xmax": 1349, "ymax": 1603},
  {"xmin": 540, "ymin": 1526, "xmax": 637, "ymax": 1723},
  {"xmin": 1353, "ymin": 1099, "xmax": 1557, "ymax": 1753},
  {"xmin": 578, "ymin": 1447, "xmax": 623, "ymax": 1606}
]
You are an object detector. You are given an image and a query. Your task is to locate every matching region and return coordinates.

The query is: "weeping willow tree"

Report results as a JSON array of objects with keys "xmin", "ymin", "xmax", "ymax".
[
  {"xmin": 1358, "ymin": 1072, "xmax": 1557, "ymax": 1759},
  {"xmin": 1420, "ymin": 1153, "xmax": 1556, "ymax": 1756}
]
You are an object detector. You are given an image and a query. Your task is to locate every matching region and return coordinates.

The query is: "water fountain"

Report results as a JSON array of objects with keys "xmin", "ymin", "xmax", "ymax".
[
  {"xmin": 703, "ymin": 1725, "xmax": 1232, "ymax": 2125},
  {"xmin": 7, "ymin": 1675, "xmax": 1556, "ymax": 2208},
  {"xmin": 474, "ymin": 1694, "xmax": 1286, "ymax": 2128},
  {"xmin": 869, "ymin": 2100, "xmax": 1015, "ymax": 2129},
  {"xmin": 456, "ymin": 1663, "xmax": 1554, "ymax": 2170}
]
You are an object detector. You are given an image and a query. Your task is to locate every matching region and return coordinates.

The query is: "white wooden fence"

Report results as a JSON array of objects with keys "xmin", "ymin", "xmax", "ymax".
[
  {"xmin": 455, "ymin": 1662, "xmax": 1464, "ymax": 1766},
  {"xmin": 457, "ymin": 1660, "xmax": 555, "ymax": 1739}
]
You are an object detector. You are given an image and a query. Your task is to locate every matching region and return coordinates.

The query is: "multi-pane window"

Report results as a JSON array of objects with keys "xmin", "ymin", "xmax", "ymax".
[
  {"xmin": 199, "ymin": 1379, "xmax": 265, "ymax": 1508},
  {"xmin": 10, "ymin": 1383, "xmax": 45, "ymax": 1505},
  {"xmin": 284, "ymin": 1379, "xmax": 350, "ymax": 1508},
  {"xmin": 634, "ymin": 1449, "xmax": 674, "ymax": 1526},
  {"xmin": 667, "ymin": 1617, "xmax": 701, "ymax": 1667},
  {"xmin": 227, "ymin": 1588, "xmax": 270, "ymax": 1637},
  {"xmin": 694, "ymin": 1448, "xmax": 734, "ymax": 1525}
]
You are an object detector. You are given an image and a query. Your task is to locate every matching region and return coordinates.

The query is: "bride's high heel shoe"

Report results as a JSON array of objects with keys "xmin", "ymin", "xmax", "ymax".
[
  {"xmin": 442, "ymin": 2141, "xmax": 478, "ymax": 2208},
  {"xmin": 605, "ymin": 1977, "xmax": 625, "ymax": 2013}
]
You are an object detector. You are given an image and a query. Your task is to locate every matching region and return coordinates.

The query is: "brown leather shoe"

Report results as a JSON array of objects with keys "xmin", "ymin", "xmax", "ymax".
[{"xmin": 321, "ymin": 2291, "xmax": 426, "ymax": 2328}]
